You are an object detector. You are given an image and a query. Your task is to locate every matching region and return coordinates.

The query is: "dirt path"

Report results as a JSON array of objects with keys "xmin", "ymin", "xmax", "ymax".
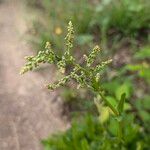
[{"xmin": 0, "ymin": 0, "xmax": 67, "ymax": 149}]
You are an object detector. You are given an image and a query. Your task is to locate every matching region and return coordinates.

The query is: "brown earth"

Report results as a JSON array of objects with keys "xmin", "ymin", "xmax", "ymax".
[{"xmin": 0, "ymin": 0, "xmax": 67, "ymax": 149}]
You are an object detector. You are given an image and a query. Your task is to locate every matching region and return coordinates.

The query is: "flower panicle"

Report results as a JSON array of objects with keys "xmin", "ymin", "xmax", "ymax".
[
  {"xmin": 21, "ymin": 21, "xmax": 112, "ymax": 92},
  {"xmin": 20, "ymin": 42, "xmax": 56, "ymax": 74},
  {"xmin": 65, "ymin": 21, "xmax": 74, "ymax": 56},
  {"xmin": 47, "ymin": 75, "xmax": 71, "ymax": 90},
  {"xmin": 95, "ymin": 59, "xmax": 112, "ymax": 72},
  {"xmin": 85, "ymin": 45, "xmax": 101, "ymax": 67}
]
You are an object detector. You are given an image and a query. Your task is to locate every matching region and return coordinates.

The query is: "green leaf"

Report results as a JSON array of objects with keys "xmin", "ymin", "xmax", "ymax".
[
  {"xmin": 134, "ymin": 46, "xmax": 150, "ymax": 60},
  {"xmin": 81, "ymin": 138, "xmax": 90, "ymax": 150},
  {"xmin": 99, "ymin": 92, "xmax": 119, "ymax": 116},
  {"xmin": 108, "ymin": 117, "xmax": 118, "ymax": 136},
  {"xmin": 100, "ymin": 107, "xmax": 110, "ymax": 124},
  {"xmin": 142, "ymin": 95, "xmax": 150, "ymax": 110},
  {"xmin": 117, "ymin": 93, "xmax": 126, "ymax": 114},
  {"xmin": 102, "ymin": 80, "xmax": 120, "ymax": 95},
  {"xmin": 139, "ymin": 67, "xmax": 150, "ymax": 83},
  {"xmin": 126, "ymin": 64, "xmax": 142, "ymax": 71},
  {"xmin": 124, "ymin": 102, "xmax": 132, "ymax": 111},
  {"xmin": 115, "ymin": 82, "xmax": 132, "ymax": 100},
  {"xmin": 106, "ymin": 96, "xmax": 117, "ymax": 108},
  {"xmin": 139, "ymin": 110, "xmax": 150, "ymax": 122}
]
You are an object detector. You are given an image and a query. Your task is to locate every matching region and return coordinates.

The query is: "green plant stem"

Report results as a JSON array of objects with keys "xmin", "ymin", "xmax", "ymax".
[
  {"xmin": 99, "ymin": 91, "xmax": 124, "ymax": 144},
  {"xmin": 118, "ymin": 120, "xmax": 123, "ymax": 140},
  {"xmin": 99, "ymin": 92, "xmax": 119, "ymax": 116},
  {"xmin": 118, "ymin": 120, "xmax": 123, "ymax": 149}
]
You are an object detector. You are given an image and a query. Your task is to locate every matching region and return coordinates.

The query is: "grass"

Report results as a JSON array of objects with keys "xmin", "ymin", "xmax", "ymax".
[{"xmin": 27, "ymin": 0, "xmax": 150, "ymax": 51}]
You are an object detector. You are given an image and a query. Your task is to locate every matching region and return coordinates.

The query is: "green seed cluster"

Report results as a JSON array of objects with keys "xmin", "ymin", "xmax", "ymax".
[
  {"xmin": 95, "ymin": 59, "xmax": 112, "ymax": 73},
  {"xmin": 57, "ymin": 21, "xmax": 75, "ymax": 73},
  {"xmin": 47, "ymin": 75, "xmax": 71, "ymax": 90},
  {"xmin": 20, "ymin": 42, "xmax": 56, "ymax": 74},
  {"xmin": 21, "ymin": 21, "xmax": 112, "ymax": 91},
  {"xmin": 65, "ymin": 21, "xmax": 74, "ymax": 56},
  {"xmin": 84, "ymin": 45, "xmax": 101, "ymax": 67}
]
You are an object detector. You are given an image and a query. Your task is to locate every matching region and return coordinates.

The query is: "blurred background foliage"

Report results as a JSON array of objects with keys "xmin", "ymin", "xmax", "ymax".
[{"xmin": 25, "ymin": 0, "xmax": 150, "ymax": 149}]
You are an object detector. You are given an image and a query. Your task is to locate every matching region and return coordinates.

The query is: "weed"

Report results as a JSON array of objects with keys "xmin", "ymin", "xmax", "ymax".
[{"xmin": 20, "ymin": 22, "xmax": 150, "ymax": 149}]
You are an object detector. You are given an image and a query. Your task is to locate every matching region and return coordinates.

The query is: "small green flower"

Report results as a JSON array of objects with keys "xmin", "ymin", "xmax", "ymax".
[
  {"xmin": 85, "ymin": 45, "xmax": 100, "ymax": 67},
  {"xmin": 65, "ymin": 21, "xmax": 74, "ymax": 55},
  {"xmin": 20, "ymin": 42, "xmax": 56, "ymax": 74}
]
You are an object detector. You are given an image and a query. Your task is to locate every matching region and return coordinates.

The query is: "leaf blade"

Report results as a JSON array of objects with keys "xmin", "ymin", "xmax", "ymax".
[{"xmin": 117, "ymin": 93, "xmax": 126, "ymax": 114}]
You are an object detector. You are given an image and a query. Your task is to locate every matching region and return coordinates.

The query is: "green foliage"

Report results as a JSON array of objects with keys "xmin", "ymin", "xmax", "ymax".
[
  {"xmin": 134, "ymin": 46, "xmax": 150, "ymax": 60},
  {"xmin": 42, "ymin": 114, "xmax": 150, "ymax": 150},
  {"xmin": 127, "ymin": 46, "xmax": 150, "ymax": 83},
  {"xmin": 28, "ymin": 0, "xmax": 94, "ymax": 51},
  {"xmin": 117, "ymin": 93, "xmax": 126, "ymax": 115},
  {"xmin": 94, "ymin": 0, "xmax": 150, "ymax": 37},
  {"xmin": 134, "ymin": 95, "xmax": 150, "ymax": 131},
  {"xmin": 43, "ymin": 0, "xmax": 93, "ymax": 34},
  {"xmin": 27, "ymin": 0, "xmax": 150, "ymax": 51}
]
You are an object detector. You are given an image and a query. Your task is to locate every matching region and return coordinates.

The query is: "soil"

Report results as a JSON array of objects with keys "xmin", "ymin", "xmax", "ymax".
[{"xmin": 0, "ymin": 0, "xmax": 67, "ymax": 149}]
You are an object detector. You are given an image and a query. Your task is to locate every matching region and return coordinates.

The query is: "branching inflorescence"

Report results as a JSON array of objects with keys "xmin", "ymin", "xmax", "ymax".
[{"xmin": 20, "ymin": 21, "xmax": 112, "ymax": 92}]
